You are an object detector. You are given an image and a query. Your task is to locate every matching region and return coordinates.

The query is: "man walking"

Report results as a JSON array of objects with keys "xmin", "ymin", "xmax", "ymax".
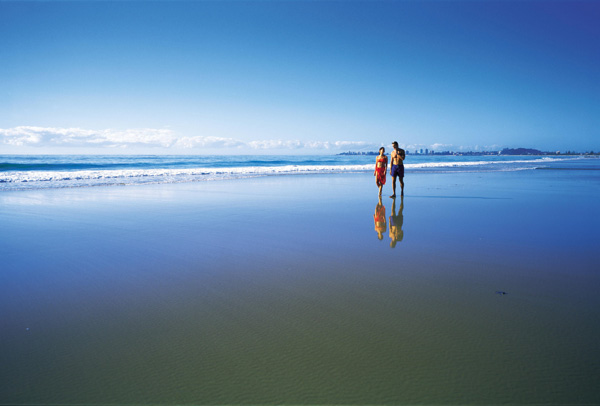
[{"xmin": 389, "ymin": 141, "xmax": 405, "ymax": 197}]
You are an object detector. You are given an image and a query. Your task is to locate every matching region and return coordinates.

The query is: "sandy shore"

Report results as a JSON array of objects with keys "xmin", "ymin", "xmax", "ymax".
[{"xmin": 1, "ymin": 170, "xmax": 599, "ymax": 404}]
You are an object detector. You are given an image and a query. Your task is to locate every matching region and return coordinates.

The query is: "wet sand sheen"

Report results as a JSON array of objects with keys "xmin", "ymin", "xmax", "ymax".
[{"xmin": 1, "ymin": 171, "xmax": 599, "ymax": 404}]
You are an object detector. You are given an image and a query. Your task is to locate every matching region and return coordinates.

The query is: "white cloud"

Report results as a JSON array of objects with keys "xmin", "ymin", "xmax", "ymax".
[
  {"xmin": 0, "ymin": 126, "xmax": 177, "ymax": 148},
  {"xmin": 175, "ymin": 136, "xmax": 245, "ymax": 149},
  {"xmin": 248, "ymin": 139, "xmax": 375, "ymax": 150},
  {"xmin": 430, "ymin": 143, "xmax": 454, "ymax": 151},
  {"xmin": 456, "ymin": 144, "xmax": 502, "ymax": 152},
  {"xmin": 247, "ymin": 139, "xmax": 304, "ymax": 150},
  {"xmin": 1, "ymin": 126, "xmax": 378, "ymax": 152},
  {"xmin": 1, "ymin": 126, "xmax": 45, "ymax": 146},
  {"xmin": 403, "ymin": 142, "xmax": 503, "ymax": 152}
]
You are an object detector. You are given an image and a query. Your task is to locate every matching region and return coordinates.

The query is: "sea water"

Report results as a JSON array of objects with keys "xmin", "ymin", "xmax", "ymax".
[
  {"xmin": 0, "ymin": 154, "xmax": 595, "ymax": 190},
  {"xmin": 1, "ymin": 159, "xmax": 599, "ymax": 404}
]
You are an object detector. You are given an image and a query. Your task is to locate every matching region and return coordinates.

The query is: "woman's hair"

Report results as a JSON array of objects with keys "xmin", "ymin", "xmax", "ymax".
[{"xmin": 379, "ymin": 147, "xmax": 385, "ymax": 153}]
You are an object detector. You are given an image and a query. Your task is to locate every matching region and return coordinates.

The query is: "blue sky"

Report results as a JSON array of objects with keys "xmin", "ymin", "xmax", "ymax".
[{"xmin": 1, "ymin": 0, "xmax": 598, "ymax": 154}]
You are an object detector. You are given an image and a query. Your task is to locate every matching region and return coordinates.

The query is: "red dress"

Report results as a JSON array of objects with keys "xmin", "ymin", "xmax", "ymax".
[
  {"xmin": 375, "ymin": 156, "xmax": 387, "ymax": 185},
  {"xmin": 374, "ymin": 205, "xmax": 386, "ymax": 233}
]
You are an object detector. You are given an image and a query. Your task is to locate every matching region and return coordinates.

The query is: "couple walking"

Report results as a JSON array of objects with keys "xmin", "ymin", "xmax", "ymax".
[{"xmin": 374, "ymin": 141, "xmax": 405, "ymax": 197}]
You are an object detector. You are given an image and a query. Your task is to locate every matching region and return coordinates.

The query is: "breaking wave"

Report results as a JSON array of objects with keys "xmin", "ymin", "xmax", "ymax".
[{"xmin": 0, "ymin": 155, "xmax": 589, "ymax": 190}]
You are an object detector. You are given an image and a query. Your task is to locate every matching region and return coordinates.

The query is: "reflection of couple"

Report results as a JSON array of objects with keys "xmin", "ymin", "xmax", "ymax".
[{"xmin": 373, "ymin": 196, "xmax": 404, "ymax": 247}]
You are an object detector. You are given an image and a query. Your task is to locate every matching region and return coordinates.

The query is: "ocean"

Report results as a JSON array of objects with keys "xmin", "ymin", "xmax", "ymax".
[
  {"xmin": 1, "ymin": 154, "xmax": 596, "ymax": 191},
  {"xmin": 2, "ymin": 153, "xmax": 599, "ymax": 404}
]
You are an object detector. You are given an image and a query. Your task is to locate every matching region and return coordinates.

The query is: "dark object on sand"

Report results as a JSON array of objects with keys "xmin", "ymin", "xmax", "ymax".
[{"xmin": 495, "ymin": 291, "xmax": 508, "ymax": 295}]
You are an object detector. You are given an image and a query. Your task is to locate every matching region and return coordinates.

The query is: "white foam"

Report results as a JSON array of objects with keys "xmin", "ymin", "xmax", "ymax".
[
  {"xmin": 1, "ymin": 164, "xmax": 366, "ymax": 182},
  {"xmin": 0, "ymin": 156, "xmax": 578, "ymax": 190},
  {"xmin": 404, "ymin": 157, "xmax": 567, "ymax": 169}
]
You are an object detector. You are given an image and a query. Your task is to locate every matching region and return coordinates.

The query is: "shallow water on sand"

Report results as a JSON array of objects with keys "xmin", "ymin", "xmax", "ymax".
[{"xmin": 1, "ymin": 169, "xmax": 599, "ymax": 404}]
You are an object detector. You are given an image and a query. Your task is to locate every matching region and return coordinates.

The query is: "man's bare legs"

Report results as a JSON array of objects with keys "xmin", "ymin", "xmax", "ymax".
[{"xmin": 391, "ymin": 176, "xmax": 404, "ymax": 198}]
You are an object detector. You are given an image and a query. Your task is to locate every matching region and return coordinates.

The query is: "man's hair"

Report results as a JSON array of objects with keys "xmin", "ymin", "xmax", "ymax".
[{"xmin": 392, "ymin": 141, "xmax": 398, "ymax": 146}]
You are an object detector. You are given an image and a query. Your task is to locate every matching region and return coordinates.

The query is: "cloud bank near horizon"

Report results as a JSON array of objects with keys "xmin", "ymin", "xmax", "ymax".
[
  {"xmin": 0, "ymin": 126, "xmax": 379, "ymax": 152},
  {"xmin": 1, "ymin": 126, "xmax": 509, "ymax": 153}
]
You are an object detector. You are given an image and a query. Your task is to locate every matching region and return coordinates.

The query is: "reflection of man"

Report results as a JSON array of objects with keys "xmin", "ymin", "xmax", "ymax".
[
  {"xmin": 390, "ymin": 141, "xmax": 405, "ymax": 198},
  {"xmin": 389, "ymin": 196, "xmax": 404, "ymax": 248},
  {"xmin": 374, "ymin": 197, "xmax": 387, "ymax": 240}
]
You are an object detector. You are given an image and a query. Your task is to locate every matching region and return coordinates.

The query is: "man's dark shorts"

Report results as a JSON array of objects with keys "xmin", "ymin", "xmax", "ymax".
[{"xmin": 391, "ymin": 164, "xmax": 404, "ymax": 178}]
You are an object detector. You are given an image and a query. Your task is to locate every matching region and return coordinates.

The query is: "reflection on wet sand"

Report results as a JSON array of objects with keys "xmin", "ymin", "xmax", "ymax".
[
  {"xmin": 373, "ymin": 197, "xmax": 386, "ymax": 240},
  {"xmin": 389, "ymin": 196, "xmax": 404, "ymax": 248},
  {"xmin": 373, "ymin": 196, "xmax": 404, "ymax": 247}
]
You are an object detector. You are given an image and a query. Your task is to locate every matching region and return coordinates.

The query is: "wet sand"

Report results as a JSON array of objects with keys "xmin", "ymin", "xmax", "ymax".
[{"xmin": 1, "ymin": 170, "xmax": 599, "ymax": 404}]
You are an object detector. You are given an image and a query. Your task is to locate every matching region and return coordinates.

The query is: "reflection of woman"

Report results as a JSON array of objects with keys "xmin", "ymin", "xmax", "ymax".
[
  {"xmin": 374, "ymin": 197, "xmax": 387, "ymax": 240},
  {"xmin": 374, "ymin": 147, "xmax": 388, "ymax": 196}
]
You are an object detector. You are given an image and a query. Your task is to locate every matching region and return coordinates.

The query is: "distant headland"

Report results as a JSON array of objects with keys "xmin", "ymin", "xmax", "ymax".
[{"xmin": 338, "ymin": 148, "xmax": 599, "ymax": 156}]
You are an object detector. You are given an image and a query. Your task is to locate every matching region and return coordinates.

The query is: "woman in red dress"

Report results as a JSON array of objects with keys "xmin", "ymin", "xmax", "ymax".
[{"xmin": 374, "ymin": 147, "xmax": 388, "ymax": 196}]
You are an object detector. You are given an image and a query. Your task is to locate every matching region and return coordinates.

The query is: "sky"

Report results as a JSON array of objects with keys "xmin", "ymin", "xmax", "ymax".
[{"xmin": 1, "ymin": 0, "xmax": 598, "ymax": 155}]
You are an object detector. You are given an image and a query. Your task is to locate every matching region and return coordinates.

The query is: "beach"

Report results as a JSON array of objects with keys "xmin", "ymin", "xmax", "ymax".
[{"xmin": 1, "ymin": 168, "xmax": 599, "ymax": 404}]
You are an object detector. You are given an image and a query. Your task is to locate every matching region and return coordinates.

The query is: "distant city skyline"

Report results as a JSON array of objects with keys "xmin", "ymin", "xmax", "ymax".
[{"xmin": 1, "ymin": 1, "xmax": 598, "ymax": 155}]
